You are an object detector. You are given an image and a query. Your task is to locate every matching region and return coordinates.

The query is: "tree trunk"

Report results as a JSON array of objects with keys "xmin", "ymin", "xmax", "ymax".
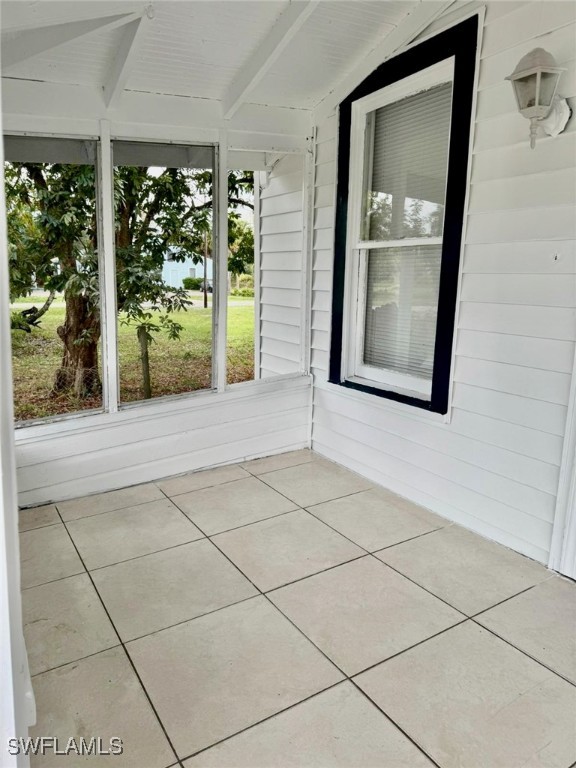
[
  {"xmin": 53, "ymin": 292, "xmax": 101, "ymax": 398},
  {"xmin": 137, "ymin": 325, "xmax": 152, "ymax": 399}
]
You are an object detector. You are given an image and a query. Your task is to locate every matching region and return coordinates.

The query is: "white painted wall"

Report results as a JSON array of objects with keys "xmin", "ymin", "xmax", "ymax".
[
  {"xmin": 310, "ymin": 0, "xmax": 576, "ymax": 566},
  {"xmin": 258, "ymin": 155, "xmax": 306, "ymax": 378},
  {"xmin": 16, "ymin": 376, "xmax": 311, "ymax": 508}
]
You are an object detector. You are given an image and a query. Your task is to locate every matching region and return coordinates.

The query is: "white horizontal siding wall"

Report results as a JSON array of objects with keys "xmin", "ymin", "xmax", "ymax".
[
  {"xmin": 258, "ymin": 155, "xmax": 305, "ymax": 378},
  {"xmin": 16, "ymin": 376, "xmax": 311, "ymax": 507},
  {"xmin": 310, "ymin": 0, "xmax": 576, "ymax": 565}
]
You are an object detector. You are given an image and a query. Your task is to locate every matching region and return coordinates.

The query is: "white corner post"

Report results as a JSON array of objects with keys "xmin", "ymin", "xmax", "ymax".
[
  {"xmin": 253, "ymin": 172, "xmax": 261, "ymax": 380},
  {"xmin": 98, "ymin": 120, "xmax": 119, "ymax": 412},
  {"xmin": 0, "ymin": 81, "xmax": 35, "ymax": 765},
  {"xmin": 213, "ymin": 130, "xmax": 229, "ymax": 392},
  {"xmin": 549, "ymin": 349, "xmax": 576, "ymax": 579},
  {"xmin": 301, "ymin": 133, "xmax": 315, "ymax": 376}
]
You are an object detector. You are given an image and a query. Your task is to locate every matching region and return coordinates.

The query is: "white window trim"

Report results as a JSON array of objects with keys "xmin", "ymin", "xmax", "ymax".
[{"xmin": 341, "ymin": 56, "xmax": 455, "ymax": 400}]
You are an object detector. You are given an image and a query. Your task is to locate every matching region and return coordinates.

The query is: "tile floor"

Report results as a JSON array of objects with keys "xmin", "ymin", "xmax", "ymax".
[{"xmin": 18, "ymin": 449, "xmax": 576, "ymax": 768}]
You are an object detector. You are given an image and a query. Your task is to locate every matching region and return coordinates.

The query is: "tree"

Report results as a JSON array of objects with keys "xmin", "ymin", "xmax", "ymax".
[
  {"xmin": 228, "ymin": 217, "xmax": 254, "ymax": 284},
  {"xmin": 6, "ymin": 163, "xmax": 254, "ymax": 400}
]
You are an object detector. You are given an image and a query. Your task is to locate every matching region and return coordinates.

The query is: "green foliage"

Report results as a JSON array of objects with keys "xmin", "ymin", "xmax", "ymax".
[
  {"xmin": 230, "ymin": 288, "xmax": 254, "ymax": 297},
  {"xmin": 228, "ymin": 216, "xmax": 254, "ymax": 276},
  {"xmin": 182, "ymin": 276, "xmax": 203, "ymax": 290}
]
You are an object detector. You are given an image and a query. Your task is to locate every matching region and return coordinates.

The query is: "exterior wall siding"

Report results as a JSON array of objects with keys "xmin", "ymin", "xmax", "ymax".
[
  {"xmin": 258, "ymin": 155, "xmax": 305, "ymax": 378},
  {"xmin": 310, "ymin": 0, "xmax": 576, "ymax": 564},
  {"xmin": 16, "ymin": 376, "xmax": 311, "ymax": 507}
]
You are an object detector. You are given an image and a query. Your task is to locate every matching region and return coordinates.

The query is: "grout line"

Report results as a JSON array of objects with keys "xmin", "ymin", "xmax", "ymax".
[
  {"xmin": 87, "ymin": 536, "xmax": 207, "ymax": 574},
  {"xmin": 373, "ymin": 556, "xmax": 474, "ymax": 617},
  {"xmin": 21, "ymin": 569, "xmax": 87, "ymax": 592},
  {"xmin": 348, "ymin": 679, "xmax": 443, "ymax": 768},
  {"xmin": 468, "ymin": 582, "xmax": 544, "ymax": 619},
  {"xmin": 55, "ymin": 492, "xmax": 169, "ymax": 524},
  {"xmin": 19, "ymin": 520, "xmax": 63, "ymax": 534},
  {"xmin": 178, "ymin": 681, "xmax": 345, "ymax": 763},
  {"xmin": 55, "ymin": 508, "xmax": 182, "ymax": 767},
  {"xmin": 349, "ymin": 618, "xmax": 470, "ymax": 679},
  {"xmin": 262, "ymin": 553, "xmax": 369, "ymax": 595},
  {"xmin": 470, "ymin": 618, "xmax": 576, "ymax": 690},
  {"xmin": 176, "ymin": 505, "xmax": 299, "ymax": 539},
  {"xmin": 159, "ymin": 471, "xmax": 254, "ymax": 500},
  {"xmin": 255, "ymin": 473, "xmax": 375, "ymax": 511},
  {"xmin": 31, "ymin": 643, "xmax": 123, "ymax": 679},
  {"xmin": 124, "ymin": 594, "xmax": 260, "ymax": 645},
  {"xmin": 244, "ymin": 456, "xmax": 318, "ymax": 477}
]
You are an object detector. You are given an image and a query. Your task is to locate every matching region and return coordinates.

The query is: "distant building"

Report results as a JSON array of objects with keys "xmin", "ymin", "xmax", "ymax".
[{"xmin": 162, "ymin": 248, "xmax": 213, "ymax": 288}]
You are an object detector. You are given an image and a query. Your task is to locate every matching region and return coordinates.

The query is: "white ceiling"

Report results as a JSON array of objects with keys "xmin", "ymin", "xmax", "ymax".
[{"xmin": 1, "ymin": 0, "xmax": 421, "ymax": 112}]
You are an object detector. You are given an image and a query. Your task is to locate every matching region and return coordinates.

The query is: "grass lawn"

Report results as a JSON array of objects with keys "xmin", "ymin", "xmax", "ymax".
[{"xmin": 10, "ymin": 300, "xmax": 254, "ymax": 422}]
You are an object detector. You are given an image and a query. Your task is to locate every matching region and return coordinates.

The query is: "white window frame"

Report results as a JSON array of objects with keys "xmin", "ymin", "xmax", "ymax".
[{"xmin": 342, "ymin": 56, "xmax": 455, "ymax": 401}]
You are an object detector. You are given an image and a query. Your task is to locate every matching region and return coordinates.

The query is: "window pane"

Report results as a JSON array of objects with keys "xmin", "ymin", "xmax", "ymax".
[
  {"xmin": 5, "ymin": 137, "xmax": 102, "ymax": 422},
  {"xmin": 363, "ymin": 245, "xmax": 441, "ymax": 382},
  {"xmin": 227, "ymin": 171, "xmax": 255, "ymax": 385},
  {"xmin": 363, "ymin": 81, "xmax": 452, "ymax": 241},
  {"xmin": 113, "ymin": 142, "xmax": 215, "ymax": 403}
]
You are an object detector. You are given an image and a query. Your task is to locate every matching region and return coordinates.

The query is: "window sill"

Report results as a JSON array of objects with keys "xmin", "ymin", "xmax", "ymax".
[
  {"xmin": 319, "ymin": 378, "xmax": 451, "ymax": 425},
  {"xmin": 14, "ymin": 373, "xmax": 311, "ymax": 443}
]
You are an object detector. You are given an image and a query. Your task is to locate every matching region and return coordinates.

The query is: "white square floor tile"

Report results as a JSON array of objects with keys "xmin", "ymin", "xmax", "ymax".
[
  {"xmin": 23, "ymin": 573, "xmax": 118, "ymax": 676},
  {"xmin": 127, "ymin": 597, "xmax": 343, "ymax": 758},
  {"xmin": 93, "ymin": 539, "xmax": 258, "ymax": 641},
  {"xmin": 172, "ymin": 476, "xmax": 297, "ymax": 535},
  {"xmin": 269, "ymin": 557, "xmax": 463, "ymax": 675},
  {"xmin": 241, "ymin": 449, "xmax": 317, "ymax": 476},
  {"xmin": 19, "ymin": 505, "xmax": 60, "ymax": 532},
  {"xmin": 67, "ymin": 498, "xmax": 203, "ymax": 570},
  {"xmin": 376, "ymin": 524, "xmax": 550, "ymax": 615},
  {"xmin": 155, "ymin": 464, "xmax": 250, "ymax": 497},
  {"xmin": 30, "ymin": 647, "xmax": 175, "ymax": 768},
  {"xmin": 260, "ymin": 459, "xmax": 372, "ymax": 507},
  {"xmin": 20, "ymin": 524, "xmax": 84, "ymax": 589},
  {"xmin": 184, "ymin": 682, "xmax": 434, "ymax": 767},
  {"xmin": 57, "ymin": 483, "xmax": 164, "ymax": 522},
  {"xmin": 213, "ymin": 509, "xmax": 364, "ymax": 591},
  {"xmin": 356, "ymin": 622, "xmax": 576, "ymax": 768},
  {"xmin": 477, "ymin": 576, "xmax": 576, "ymax": 684},
  {"xmin": 309, "ymin": 488, "xmax": 448, "ymax": 552}
]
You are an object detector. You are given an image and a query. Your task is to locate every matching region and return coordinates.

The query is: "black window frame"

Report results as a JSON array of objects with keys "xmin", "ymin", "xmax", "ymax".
[{"xmin": 329, "ymin": 15, "xmax": 479, "ymax": 414}]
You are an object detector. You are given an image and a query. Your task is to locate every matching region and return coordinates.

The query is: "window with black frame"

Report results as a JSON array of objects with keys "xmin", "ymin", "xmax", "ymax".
[{"xmin": 329, "ymin": 16, "xmax": 478, "ymax": 414}]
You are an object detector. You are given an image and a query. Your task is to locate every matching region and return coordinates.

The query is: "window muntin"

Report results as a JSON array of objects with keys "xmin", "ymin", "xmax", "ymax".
[{"xmin": 346, "ymin": 58, "xmax": 454, "ymax": 399}]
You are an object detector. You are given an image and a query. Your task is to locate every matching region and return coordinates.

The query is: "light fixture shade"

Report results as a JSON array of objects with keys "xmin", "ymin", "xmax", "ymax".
[{"xmin": 506, "ymin": 48, "xmax": 565, "ymax": 119}]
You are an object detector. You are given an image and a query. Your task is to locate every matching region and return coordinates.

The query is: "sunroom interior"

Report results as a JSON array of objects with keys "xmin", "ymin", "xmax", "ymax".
[{"xmin": 1, "ymin": 1, "xmax": 576, "ymax": 767}]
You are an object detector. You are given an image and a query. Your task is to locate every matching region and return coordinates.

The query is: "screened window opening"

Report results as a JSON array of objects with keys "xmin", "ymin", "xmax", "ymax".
[
  {"xmin": 112, "ymin": 141, "xmax": 215, "ymax": 403},
  {"xmin": 226, "ymin": 169, "xmax": 255, "ymax": 386},
  {"xmin": 4, "ymin": 136, "xmax": 102, "ymax": 423}
]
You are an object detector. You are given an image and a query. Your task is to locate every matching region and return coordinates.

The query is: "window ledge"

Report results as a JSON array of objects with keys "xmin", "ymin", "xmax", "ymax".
[
  {"xmin": 316, "ymin": 378, "xmax": 451, "ymax": 425},
  {"xmin": 14, "ymin": 373, "xmax": 311, "ymax": 444}
]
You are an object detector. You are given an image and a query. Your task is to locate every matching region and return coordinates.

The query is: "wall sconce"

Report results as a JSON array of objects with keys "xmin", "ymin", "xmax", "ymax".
[{"xmin": 506, "ymin": 48, "xmax": 571, "ymax": 149}]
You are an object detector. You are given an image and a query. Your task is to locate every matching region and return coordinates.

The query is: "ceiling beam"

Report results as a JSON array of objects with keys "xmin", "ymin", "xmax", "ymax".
[
  {"xmin": 1, "ymin": 12, "xmax": 141, "ymax": 71},
  {"xmin": 103, "ymin": 8, "xmax": 153, "ymax": 109},
  {"xmin": 312, "ymin": 0, "xmax": 455, "ymax": 124},
  {"xmin": 222, "ymin": 0, "xmax": 320, "ymax": 120}
]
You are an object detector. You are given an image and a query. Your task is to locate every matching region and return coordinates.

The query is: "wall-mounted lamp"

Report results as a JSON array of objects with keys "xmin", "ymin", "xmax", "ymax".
[{"xmin": 506, "ymin": 48, "xmax": 571, "ymax": 149}]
